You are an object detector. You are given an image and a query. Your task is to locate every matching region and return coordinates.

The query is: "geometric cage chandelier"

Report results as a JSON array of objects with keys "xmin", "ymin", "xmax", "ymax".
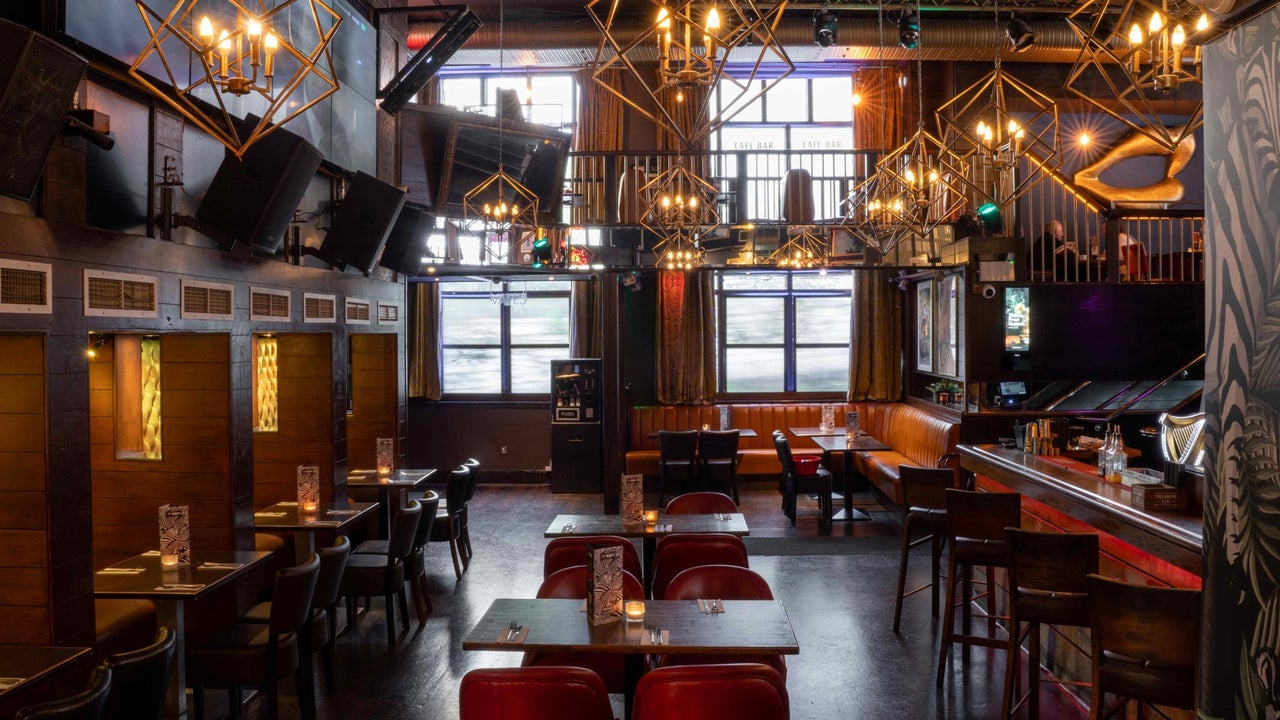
[{"xmin": 129, "ymin": 0, "xmax": 341, "ymax": 157}]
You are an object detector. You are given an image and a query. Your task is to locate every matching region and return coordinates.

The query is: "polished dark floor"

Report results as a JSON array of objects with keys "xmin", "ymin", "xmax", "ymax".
[{"xmin": 246, "ymin": 482, "xmax": 1087, "ymax": 720}]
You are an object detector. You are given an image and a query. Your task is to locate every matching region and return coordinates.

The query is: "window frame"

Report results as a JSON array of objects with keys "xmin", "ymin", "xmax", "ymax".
[{"xmin": 716, "ymin": 270, "xmax": 852, "ymax": 398}]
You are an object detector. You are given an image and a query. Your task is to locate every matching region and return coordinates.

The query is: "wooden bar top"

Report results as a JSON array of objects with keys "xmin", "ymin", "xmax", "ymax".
[{"xmin": 958, "ymin": 443, "xmax": 1202, "ymax": 575}]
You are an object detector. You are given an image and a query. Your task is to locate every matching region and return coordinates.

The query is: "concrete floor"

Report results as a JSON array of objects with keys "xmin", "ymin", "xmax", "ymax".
[{"xmin": 236, "ymin": 482, "xmax": 1088, "ymax": 720}]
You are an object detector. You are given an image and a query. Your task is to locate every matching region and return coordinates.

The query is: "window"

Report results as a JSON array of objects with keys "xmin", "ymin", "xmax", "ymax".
[
  {"xmin": 718, "ymin": 271, "xmax": 852, "ymax": 393},
  {"xmin": 440, "ymin": 280, "xmax": 572, "ymax": 395}
]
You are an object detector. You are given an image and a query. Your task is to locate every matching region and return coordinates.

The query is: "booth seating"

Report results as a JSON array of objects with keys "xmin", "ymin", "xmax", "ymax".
[{"xmin": 626, "ymin": 402, "xmax": 959, "ymax": 507}]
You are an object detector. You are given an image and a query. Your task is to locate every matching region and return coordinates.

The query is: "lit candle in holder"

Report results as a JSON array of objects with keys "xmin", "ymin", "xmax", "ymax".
[
  {"xmin": 625, "ymin": 600, "xmax": 646, "ymax": 622},
  {"xmin": 644, "ymin": 510, "xmax": 659, "ymax": 526},
  {"xmin": 301, "ymin": 500, "xmax": 318, "ymax": 513}
]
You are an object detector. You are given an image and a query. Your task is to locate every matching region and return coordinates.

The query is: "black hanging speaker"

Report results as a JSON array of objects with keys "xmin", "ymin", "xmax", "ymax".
[
  {"xmin": 195, "ymin": 118, "xmax": 322, "ymax": 252},
  {"xmin": 319, "ymin": 171, "xmax": 407, "ymax": 274},
  {"xmin": 378, "ymin": 203, "xmax": 433, "ymax": 275},
  {"xmin": 0, "ymin": 19, "xmax": 87, "ymax": 201}
]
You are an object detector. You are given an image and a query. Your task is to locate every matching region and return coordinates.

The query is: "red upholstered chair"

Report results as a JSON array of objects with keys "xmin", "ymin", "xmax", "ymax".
[
  {"xmin": 649, "ymin": 533, "xmax": 749, "ymax": 600},
  {"xmin": 522, "ymin": 566, "xmax": 644, "ymax": 693},
  {"xmin": 543, "ymin": 536, "xmax": 642, "ymax": 580},
  {"xmin": 631, "ymin": 663, "xmax": 789, "ymax": 720},
  {"xmin": 660, "ymin": 566, "xmax": 787, "ymax": 679},
  {"xmin": 665, "ymin": 491, "xmax": 737, "ymax": 515},
  {"xmin": 461, "ymin": 666, "xmax": 615, "ymax": 720}
]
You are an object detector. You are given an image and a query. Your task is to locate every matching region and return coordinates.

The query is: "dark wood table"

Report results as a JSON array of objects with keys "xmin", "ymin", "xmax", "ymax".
[
  {"xmin": 646, "ymin": 428, "xmax": 757, "ymax": 438},
  {"xmin": 95, "ymin": 550, "xmax": 272, "ymax": 719},
  {"xmin": 346, "ymin": 468, "xmax": 436, "ymax": 538},
  {"xmin": 544, "ymin": 513, "xmax": 749, "ymax": 592},
  {"xmin": 253, "ymin": 501, "xmax": 378, "ymax": 563},
  {"xmin": 806, "ymin": 433, "xmax": 891, "ymax": 521},
  {"xmin": 463, "ymin": 597, "xmax": 797, "ymax": 717},
  {"xmin": 789, "ymin": 426, "xmax": 848, "ymax": 437},
  {"xmin": 0, "ymin": 646, "xmax": 92, "ymax": 718}
]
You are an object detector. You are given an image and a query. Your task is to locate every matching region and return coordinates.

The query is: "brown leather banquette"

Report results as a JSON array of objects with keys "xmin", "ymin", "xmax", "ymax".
[{"xmin": 625, "ymin": 402, "xmax": 958, "ymax": 506}]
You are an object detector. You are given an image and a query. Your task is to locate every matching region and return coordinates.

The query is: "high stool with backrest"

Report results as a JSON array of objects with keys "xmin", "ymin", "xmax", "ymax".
[
  {"xmin": 632, "ymin": 663, "xmax": 789, "ymax": 720},
  {"xmin": 340, "ymin": 499, "xmax": 422, "ymax": 645},
  {"xmin": 659, "ymin": 565, "xmax": 787, "ymax": 679},
  {"xmin": 104, "ymin": 625, "xmax": 176, "ymax": 720},
  {"xmin": 772, "ymin": 430, "xmax": 833, "ymax": 528},
  {"xmin": 649, "ymin": 533, "xmax": 749, "ymax": 600},
  {"xmin": 430, "ymin": 467, "xmax": 470, "ymax": 579},
  {"xmin": 893, "ymin": 465, "xmax": 954, "ymax": 632},
  {"xmin": 665, "ymin": 491, "xmax": 737, "ymax": 515},
  {"xmin": 460, "ymin": 666, "xmax": 615, "ymax": 720},
  {"xmin": 696, "ymin": 430, "xmax": 741, "ymax": 503},
  {"xmin": 1087, "ymin": 574, "xmax": 1201, "ymax": 719},
  {"xmin": 1001, "ymin": 529, "xmax": 1099, "ymax": 719},
  {"xmin": 191, "ymin": 555, "xmax": 320, "ymax": 720},
  {"xmin": 936, "ymin": 489, "xmax": 1022, "ymax": 687},
  {"xmin": 521, "ymin": 566, "xmax": 645, "ymax": 693},
  {"xmin": 543, "ymin": 535, "xmax": 642, "ymax": 580},
  {"xmin": 657, "ymin": 430, "xmax": 699, "ymax": 505},
  {"xmin": 16, "ymin": 665, "xmax": 112, "ymax": 720}
]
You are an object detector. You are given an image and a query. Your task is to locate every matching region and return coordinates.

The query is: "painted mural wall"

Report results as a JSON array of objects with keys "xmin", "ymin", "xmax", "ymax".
[{"xmin": 1203, "ymin": 6, "xmax": 1280, "ymax": 718}]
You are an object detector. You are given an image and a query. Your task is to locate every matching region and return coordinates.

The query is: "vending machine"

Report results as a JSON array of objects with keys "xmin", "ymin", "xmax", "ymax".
[{"xmin": 550, "ymin": 359, "xmax": 602, "ymax": 493}]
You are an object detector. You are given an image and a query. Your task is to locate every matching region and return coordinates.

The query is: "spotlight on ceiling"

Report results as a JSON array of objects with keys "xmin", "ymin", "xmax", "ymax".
[
  {"xmin": 814, "ymin": 11, "xmax": 838, "ymax": 47},
  {"xmin": 898, "ymin": 12, "xmax": 920, "ymax": 50},
  {"xmin": 1006, "ymin": 16, "xmax": 1037, "ymax": 52},
  {"xmin": 976, "ymin": 202, "xmax": 1004, "ymax": 234}
]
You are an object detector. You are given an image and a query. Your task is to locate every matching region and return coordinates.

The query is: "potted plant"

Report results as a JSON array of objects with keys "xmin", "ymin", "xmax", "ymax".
[
  {"xmin": 925, "ymin": 381, "xmax": 949, "ymax": 404},
  {"xmin": 942, "ymin": 381, "xmax": 964, "ymax": 407}
]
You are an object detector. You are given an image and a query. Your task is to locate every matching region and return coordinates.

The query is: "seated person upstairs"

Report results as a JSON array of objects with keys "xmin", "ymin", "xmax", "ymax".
[{"xmin": 1030, "ymin": 220, "xmax": 1081, "ymax": 281}]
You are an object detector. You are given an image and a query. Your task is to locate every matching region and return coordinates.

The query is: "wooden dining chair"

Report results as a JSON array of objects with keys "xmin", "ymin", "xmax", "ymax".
[
  {"xmin": 893, "ymin": 465, "xmax": 954, "ymax": 632},
  {"xmin": 657, "ymin": 430, "xmax": 699, "ymax": 505}
]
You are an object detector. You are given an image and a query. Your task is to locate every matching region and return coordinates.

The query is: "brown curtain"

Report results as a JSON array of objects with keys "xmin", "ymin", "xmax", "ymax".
[
  {"xmin": 570, "ymin": 278, "xmax": 603, "ymax": 359},
  {"xmin": 852, "ymin": 65, "xmax": 910, "ymax": 154},
  {"xmin": 574, "ymin": 68, "xmax": 626, "ymax": 224},
  {"xmin": 408, "ymin": 282, "xmax": 442, "ymax": 400},
  {"xmin": 848, "ymin": 269, "xmax": 903, "ymax": 401},
  {"xmin": 656, "ymin": 270, "xmax": 716, "ymax": 404}
]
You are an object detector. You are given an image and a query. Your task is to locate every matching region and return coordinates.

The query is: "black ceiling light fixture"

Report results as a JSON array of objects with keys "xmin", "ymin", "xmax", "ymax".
[
  {"xmin": 814, "ymin": 10, "xmax": 838, "ymax": 47},
  {"xmin": 898, "ymin": 12, "xmax": 920, "ymax": 50},
  {"xmin": 1006, "ymin": 15, "xmax": 1037, "ymax": 52}
]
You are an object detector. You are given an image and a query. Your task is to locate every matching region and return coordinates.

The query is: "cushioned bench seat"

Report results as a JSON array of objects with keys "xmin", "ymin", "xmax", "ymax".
[{"xmin": 94, "ymin": 598, "xmax": 157, "ymax": 660}]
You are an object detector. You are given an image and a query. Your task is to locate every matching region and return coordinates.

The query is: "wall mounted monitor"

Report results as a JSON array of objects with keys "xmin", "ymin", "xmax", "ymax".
[{"xmin": 1004, "ymin": 286, "xmax": 1030, "ymax": 352}]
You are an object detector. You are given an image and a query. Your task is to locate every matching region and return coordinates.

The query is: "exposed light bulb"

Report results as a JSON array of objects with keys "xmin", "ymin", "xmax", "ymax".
[
  {"xmin": 1196, "ymin": 13, "xmax": 1209, "ymax": 32},
  {"xmin": 1149, "ymin": 11, "xmax": 1162, "ymax": 34},
  {"xmin": 1078, "ymin": 132, "xmax": 1091, "ymax": 146},
  {"xmin": 198, "ymin": 16, "xmax": 214, "ymax": 39}
]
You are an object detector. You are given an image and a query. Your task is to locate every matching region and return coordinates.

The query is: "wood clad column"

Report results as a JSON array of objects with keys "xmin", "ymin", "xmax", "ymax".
[
  {"xmin": 252, "ymin": 334, "xmax": 335, "ymax": 504},
  {"xmin": 601, "ymin": 275, "xmax": 624, "ymax": 514},
  {"xmin": 347, "ymin": 333, "xmax": 399, "ymax": 471}
]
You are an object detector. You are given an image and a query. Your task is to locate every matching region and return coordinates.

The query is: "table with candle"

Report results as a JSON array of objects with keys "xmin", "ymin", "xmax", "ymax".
[
  {"xmin": 252, "ymin": 500, "xmax": 379, "ymax": 563},
  {"xmin": 346, "ymin": 468, "xmax": 436, "ymax": 538}
]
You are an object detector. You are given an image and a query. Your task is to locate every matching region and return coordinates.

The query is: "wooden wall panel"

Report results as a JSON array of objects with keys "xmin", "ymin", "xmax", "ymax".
[
  {"xmin": 91, "ymin": 334, "xmax": 234, "ymax": 568},
  {"xmin": 253, "ymin": 334, "xmax": 334, "ymax": 506},
  {"xmin": 0, "ymin": 335, "xmax": 49, "ymax": 645},
  {"xmin": 347, "ymin": 334, "xmax": 398, "ymax": 469}
]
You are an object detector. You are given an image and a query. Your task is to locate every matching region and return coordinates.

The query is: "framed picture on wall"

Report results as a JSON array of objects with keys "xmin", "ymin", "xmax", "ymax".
[
  {"xmin": 831, "ymin": 226, "xmax": 872, "ymax": 264},
  {"xmin": 936, "ymin": 274, "xmax": 959, "ymax": 377},
  {"xmin": 916, "ymin": 281, "xmax": 933, "ymax": 372}
]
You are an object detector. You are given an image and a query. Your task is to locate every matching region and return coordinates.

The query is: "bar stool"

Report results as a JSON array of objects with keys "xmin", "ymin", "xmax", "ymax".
[
  {"xmin": 893, "ymin": 465, "xmax": 953, "ymax": 632},
  {"xmin": 936, "ymin": 488, "xmax": 1022, "ymax": 687},
  {"xmin": 1087, "ymin": 574, "xmax": 1201, "ymax": 719},
  {"xmin": 1001, "ymin": 529, "xmax": 1099, "ymax": 719}
]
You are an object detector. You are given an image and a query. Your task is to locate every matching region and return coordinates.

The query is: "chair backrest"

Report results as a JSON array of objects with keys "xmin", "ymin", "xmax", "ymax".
[
  {"xmin": 899, "ymin": 465, "xmax": 953, "ymax": 512},
  {"xmin": 1159, "ymin": 412, "xmax": 1206, "ymax": 468},
  {"xmin": 463, "ymin": 458, "xmax": 480, "ymax": 503},
  {"xmin": 445, "ymin": 467, "xmax": 470, "ymax": 516},
  {"xmin": 665, "ymin": 491, "xmax": 737, "ymax": 515},
  {"xmin": 781, "ymin": 168, "xmax": 814, "ymax": 224},
  {"xmin": 268, "ymin": 553, "xmax": 322, "ymax": 636},
  {"xmin": 696, "ymin": 430, "xmax": 740, "ymax": 460},
  {"xmin": 388, "ymin": 499, "xmax": 424, "ymax": 561},
  {"xmin": 460, "ymin": 666, "xmax": 615, "ymax": 720},
  {"xmin": 651, "ymin": 533, "xmax": 750, "ymax": 600},
  {"xmin": 543, "ymin": 535, "xmax": 642, "ymax": 580},
  {"xmin": 104, "ymin": 627, "xmax": 175, "ymax": 720},
  {"xmin": 771, "ymin": 431, "xmax": 795, "ymax": 475},
  {"xmin": 17, "ymin": 665, "xmax": 112, "ymax": 720},
  {"xmin": 665, "ymin": 565, "xmax": 773, "ymax": 602},
  {"xmin": 944, "ymin": 489, "xmax": 1022, "ymax": 546},
  {"xmin": 310, "ymin": 536, "xmax": 352, "ymax": 612},
  {"xmin": 414, "ymin": 492, "xmax": 440, "ymax": 550},
  {"xmin": 632, "ymin": 663, "xmax": 789, "ymax": 720},
  {"xmin": 536, "ymin": 565, "xmax": 645, "ymax": 600},
  {"xmin": 1088, "ymin": 574, "xmax": 1200, "ymax": 707},
  {"xmin": 1006, "ymin": 529, "xmax": 1099, "ymax": 595},
  {"xmin": 658, "ymin": 430, "xmax": 699, "ymax": 461}
]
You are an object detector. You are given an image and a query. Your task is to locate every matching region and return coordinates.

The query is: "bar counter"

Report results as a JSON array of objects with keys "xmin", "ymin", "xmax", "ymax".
[{"xmin": 958, "ymin": 443, "xmax": 1203, "ymax": 581}]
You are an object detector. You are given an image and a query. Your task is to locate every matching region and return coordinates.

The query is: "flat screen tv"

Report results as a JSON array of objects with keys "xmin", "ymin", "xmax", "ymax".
[{"xmin": 437, "ymin": 120, "xmax": 570, "ymax": 226}]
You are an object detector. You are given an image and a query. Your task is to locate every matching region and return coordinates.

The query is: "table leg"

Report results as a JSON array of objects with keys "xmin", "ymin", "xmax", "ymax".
[
  {"xmin": 295, "ymin": 532, "xmax": 317, "ymax": 565},
  {"xmin": 624, "ymin": 653, "xmax": 645, "ymax": 719},
  {"xmin": 378, "ymin": 488, "xmax": 392, "ymax": 539},
  {"xmin": 831, "ymin": 450, "xmax": 872, "ymax": 522},
  {"xmin": 642, "ymin": 536, "xmax": 656, "ymax": 597},
  {"xmin": 156, "ymin": 598, "xmax": 187, "ymax": 719}
]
